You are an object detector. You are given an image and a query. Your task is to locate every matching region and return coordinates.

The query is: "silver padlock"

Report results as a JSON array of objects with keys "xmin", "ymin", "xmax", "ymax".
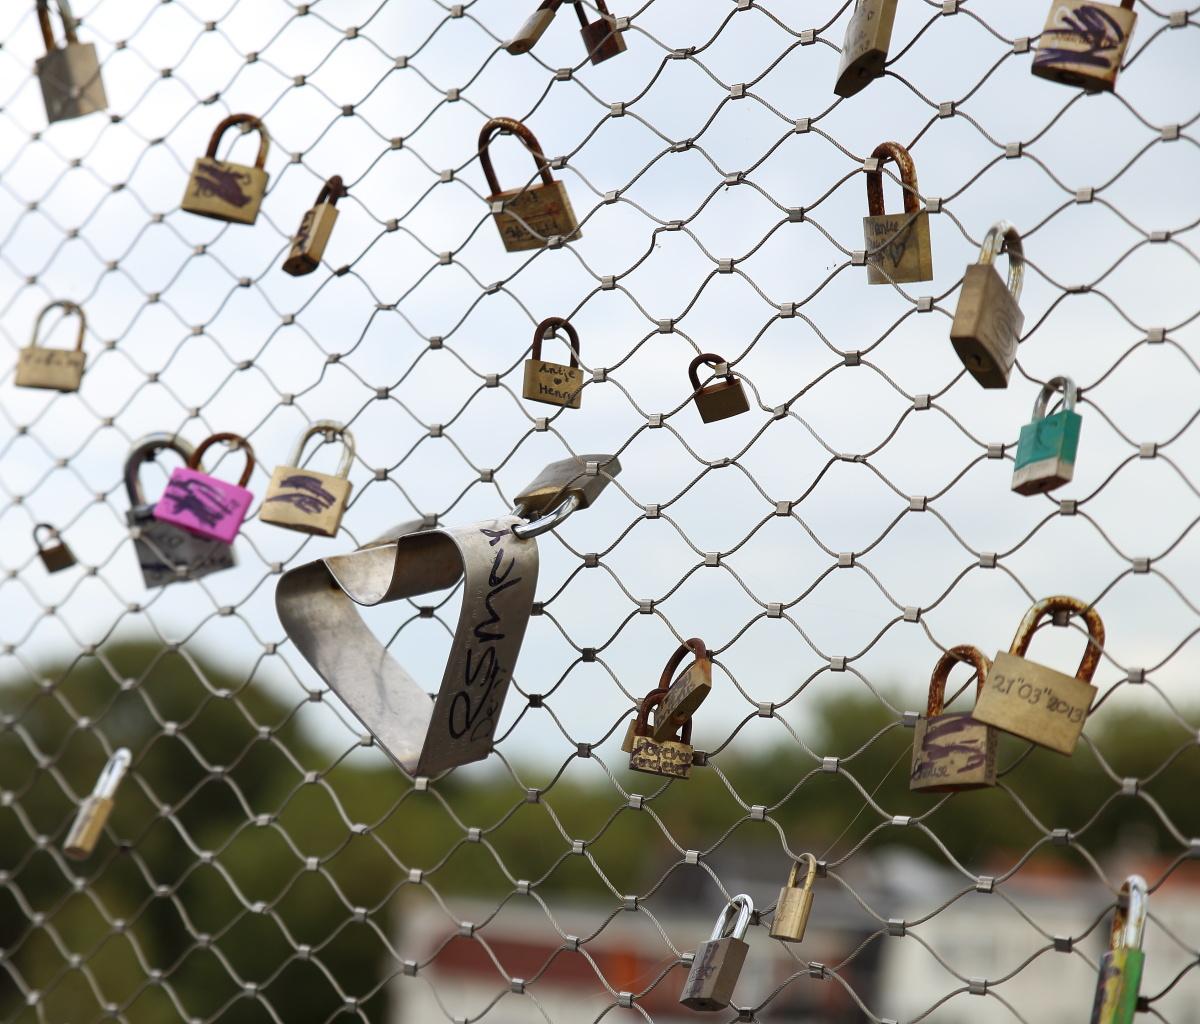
[
  {"xmin": 679, "ymin": 894, "xmax": 754, "ymax": 1011},
  {"xmin": 35, "ymin": 0, "xmax": 107, "ymax": 124},
  {"xmin": 64, "ymin": 748, "xmax": 130, "ymax": 860}
]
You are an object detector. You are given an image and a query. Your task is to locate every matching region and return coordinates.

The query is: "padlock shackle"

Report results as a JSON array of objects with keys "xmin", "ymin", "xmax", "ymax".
[
  {"xmin": 926, "ymin": 644, "xmax": 991, "ymax": 717},
  {"xmin": 633, "ymin": 687, "xmax": 691, "ymax": 743},
  {"xmin": 530, "ymin": 317, "xmax": 581, "ymax": 367},
  {"xmin": 978, "ymin": 221, "xmax": 1025, "ymax": 303},
  {"xmin": 865, "ymin": 141, "xmax": 921, "ymax": 218},
  {"xmin": 658, "ymin": 638, "xmax": 708, "ymax": 692},
  {"xmin": 33, "ymin": 522, "xmax": 62, "ymax": 549},
  {"xmin": 92, "ymin": 748, "xmax": 131, "ymax": 799},
  {"xmin": 1031, "ymin": 376, "xmax": 1077, "ymax": 421},
  {"xmin": 125, "ymin": 433, "xmax": 194, "ymax": 506},
  {"xmin": 31, "ymin": 300, "xmax": 86, "ymax": 352},
  {"xmin": 316, "ymin": 175, "xmax": 347, "ymax": 207},
  {"xmin": 785, "ymin": 853, "xmax": 817, "ymax": 892},
  {"xmin": 478, "ymin": 117, "xmax": 555, "ymax": 197},
  {"xmin": 572, "ymin": 0, "xmax": 614, "ymax": 27},
  {"xmin": 1008, "ymin": 595, "xmax": 1106, "ymax": 684},
  {"xmin": 512, "ymin": 493, "xmax": 580, "ymax": 539},
  {"xmin": 188, "ymin": 432, "xmax": 256, "ymax": 487},
  {"xmin": 287, "ymin": 421, "xmax": 356, "ymax": 479},
  {"xmin": 37, "ymin": 0, "xmax": 79, "ymax": 50},
  {"xmin": 1110, "ymin": 875, "xmax": 1148, "ymax": 951},
  {"xmin": 709, "ymin": 894, "xmax": 754, "ymax": 943},
  {"xmin": 688, "ymin": 353, "xmax": 733, "ymax": 391},
  {"xmin": 206, "ymin": 114, "xmax": 270, "ymax": 170}
]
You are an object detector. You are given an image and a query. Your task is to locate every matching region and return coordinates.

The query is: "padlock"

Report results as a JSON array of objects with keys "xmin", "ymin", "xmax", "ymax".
[
  {"xmin": 1091, "ymin": 875, "xmax": 1148, "ymax": 1024},
  {"xmin": 1032, "ymin": 0, "xmax": 1136, "ymax": 94},
  {"xmin": 651, "ymin": 638, "xmax": 711, "ymax": 742},
  {"xmin": 689, "ymin": 354, "xmax": 750, "ymax": 423},
  {"xmin": 910, "ymin": 645, "xmax": 998, "ymax": 793},
  {"xmin": 511, "ymin": 453, "xmax": 622, "ymax": 538},
  {"xmin": 770, "ymin": 854, "xmax": 817, "ymax": 943},
  {"xmin": 950, "ymin": 222, "xmax": 1025, "ymax": 388},
  {"xmin": 679, "ymin": 894, "xmax": 754, "ymax": 1011},
  {"xmin": 181, "ymin": 114, "xmax": 270, "ymax": 225},
  {"xmin": 628, "ymin": 689, "xmax": 694, "ymax": 779},
  {"xmin": 523, "ymin": 317, "xmax": 584, "ymax": 409},
  {"xmin": 35, "ymin": 0, "xmax": 107, "ymax": 124},
  {"xmin": 863, "ymin": 142, "xmax": 933, "ymax": 286},
  {"xmin": 125, "ymin": 434, "xmax": 236, "ymax": 588},
  {"xmin": 15, "ymin": 300, "xmax": 87, "ymax": 392},
  {"xmin": 153, "ymin": 432, "xmax": 255, "ymax": 543},
  {"xmin": 574, "ymin": 0, "xmax": 627, "ymax": 64},
  {"xmin": 834, "ymin": 0, "xmax": 898, "ymax": 98},
  {"xmin": 973, "ymin": 596, "xmax": 1105, "ymax": 755},
  {"xmin": 1012, "ymin": 376, "xmax": 1082, "ymax": 496},
  {"xmin": 63, "ymin": 748, "xmax": 131, "ymax": 860},
  {"xmin": 479, "ymin": 117, "xmax": 580, "ymax": 252},
  {"xmin": 260, "ymin": 422, "xmax": 355, "ymax": 537},
  {"xmin": 505, "ymin": 0, "xmax": 562, "ymax": 54},
  {"xmin": 34, "ymin": 523, "xmax": 75, "ymax": 573},
  {"xmin": 283, "ymin": 175, "xmax": 346, "ymax": 276}
]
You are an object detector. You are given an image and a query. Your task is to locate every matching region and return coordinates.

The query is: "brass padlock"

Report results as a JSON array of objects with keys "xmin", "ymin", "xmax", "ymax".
[
  {"xmin": 35, "ymin": 0, "xmax": 107, "ymax": 124},
  {"xmin": 506, "ymin": 0, "xmax": 562, "ymax": 54},
  {"xmin": 575, "ymin": 0, "xmax": 627, "ymax": 64},
  {"xmin": 950, "ymin": 222, "xmax": 1025, "ymax": 389},
  {"xmin": 283, "ymin": 175, "xmax": 346, "ymax": 276},
  {"xmin": 260, "ymin": 421, "xmax": 355, "ymax": 537},
  {"xmin": 679, "ymin": 895, "xmax": 754, "ymax": 1011},
  {"xmin": 834, "ymin": 0, "xmax": 898, "ymax": 98},
  {"xmin": 973, "ymin": 596, "xmax": 1105, "ymax": 755},
  {"xmin": 1032, "ymin": 0, "xmax": 1136, "ymax": 94},
  {"xmin": 479, "ymin": 117, "xmax": 580, "ymax": 252},
  {"xmin": 181, "ymin": 114, "xmax": 270, "ymax": 225},
  {"xmin": 863, "ymin": 142, "xmax": 933, "ymax": 286},
  {"xmin": 770, "ymin": 854, "xmax": 817, "ymax": 943},
  {"xmin": 628, "ymin": 689, "xmax": 694, "ymax": 779},
  {"xmin": 63, "ymin": 748, "xmax": 131, "ymax": 860},
  {"xmin": 1091, "ymin": 875, "xmax": 1148, "ymax": 1024},
  {"xmin": 910, "ymin": 645, "xmax": 998, "ymax": 793},
  {"xmin": 34, "ymin": 523, "xmax": 75, "ymax": 573},
  {"xmin": 652, "ymin": 638, "xmax": 711, "ymax": 742},
  {"xmin": 15, "ymin": 300, "xmax": 87, "ymax": 392},
  {"xmin": 523, "ymin": 317, "xmax": 584, "ymax": 408},
  {"xmin": 511, "ymin": 453, "xmax": 622, "ymax": 538},
  {"xmin": 689, "ymin": 353, "xmax": 750, "ymax": 423}
]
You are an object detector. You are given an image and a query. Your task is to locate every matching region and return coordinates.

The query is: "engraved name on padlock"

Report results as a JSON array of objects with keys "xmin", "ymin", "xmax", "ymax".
[
  {"xmin": 523, "ymin": 317, "xmax": 585, "ymax": 409},
  {"xmin": 910, "ymin": 645, "xmax": 998, "ymax": 793},
  {"xmin": 770, "ymin": 854, "xmax": 817, "ymax": 943},
  {"xmin": 1091, "ymin": 875, "xmax": 1148, "ymax": 1024},
  {"xmin": 973, "ymin": 596, "xmax": 1105, "ymax": 755},
  {"xmin": 283, "ymin": 175, "xmax": 346, "ymax": 276},
  {"xmin": 651, "ymin": 638, "xmax": 711, "ymax": 742},
  {"xmin": 15, "ymin": 300, "xmax": 87, "ymax": 392},
  {"xmin": 260, "ymin": 422, "xmax": 355, "ymax": 537},
  {"xmin": 679, "ymin": 895, "xmax": 754, "ymax": 1011},
  {"xmin": 950, "ymin": 222, "xmax": 1025, "ymax": 389},
  {"xmin": 689, "ymin": 353, "xmax": 750, "ymax": 423},
  {"xmin": 153, "ymin": 432, "xmax": 256, "ymax": 544},
  {"xmin": 1012, "ymin": 376, "xmax": 1082, "ymax": 496},
  {"xmin": 506, "ymin": 0, "xmax": 562, "ymax": 54},
  {"xmin": 628, "ymin": 688, "xmax": 693, "ymax": 779},
  {"xmin": 575, "ymin": 0, "xmax": 627, "ymax": 64},
  {"xmin": 34, "ymin": 523, "xmax": 75, "ymax": 573},
  {"xmin": 863, "ymin": 141, "xmax": 934, "ymax": 286},
  {"xmin": 834, "ymin": 0, "xmax": 898, "ymax": 98},
  {"xmin": 35, "ymin": 0, "xmax": 107, "ymax": 124},
  {"xmin": 479, "ymin": 117, "xmax": 580, "ymax": 252},
  {"xmin": 181, "ymin": 114, "xmax": 270, "ymax": 225},
  {"xmin": 1032, "ymin": 0, "xmax": 1137, "ymax": 94},
  {"xmin": 63, "ymin": 748, "xmax": 130, "ymax": 860}
]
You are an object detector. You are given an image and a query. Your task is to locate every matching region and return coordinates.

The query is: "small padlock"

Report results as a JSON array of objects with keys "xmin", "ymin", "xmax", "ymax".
[
  {"xmin": 523, "ymin": 317, "xmax": 585, "ymax": 409},
  {"xmin": 15, "ymin": 300, "xmax": 87, "ymax": 392},
  {"xmin": 63, "ymin": 748, "xmax": 131, "ymax": 860},
  {"xmin": 679, "ymin": 894, "xmax": 754, "ymax": 1012},
  {"xmin": 479, "ymin": 117, "xmax": 581, "ymax": 252},
  {"xmin": 283, "ymin": 175, "xmax": 346, "ymax": 276},
  {"xmin": 910, "ymin": 645, "xmax": 998, "ymax": 793},
  {"xmin": 651, "ymin": 638, "xmax": 711, "ymax": 742},
  {"xmin": 1032, "ymin": 0, "xmax": 1136, "ymax": 94},
  {"xmin": 260, "ymin": 421, "xmax": 355, "ymax": 537},
  {"xmin": 1091, "ymin": 875, "xmax": 1148, "ymax": 1024},
  {"xmin": 770, "ymin": 854, "xmax": 817, "ymax": 943},
  {"xmin": 863, "ymin": 142, "xmax": 934, "ymax": 286},
  {"xmin": 153, "ymin": 432, "xmax": 255, "ymax": 543},
  {"xmin": 35, "ymin": 0, "xmax": 107, "ymax": 124},
  {"xmin": 628, "ymin": 689, "xmax": 694, "ymax": 779},
  {"xmin": 973, "ymin": 596, "xmax": 1105, "ymax": 755},
  {"xmin": 34, "ymin": 523, "xmax": 75, "ymax": 573},
  {"xmin": 181, "ymin": 114, "xmax": 270, "ymax": 225},
  {"xmin": 511, "ymin": 453, "xmax": 622, "ymax": 538},
  {"xmin": 689, "ymin": 354, "xmax": 750, "ymax": 423},
  {"xmin": 574, "ymin": 0, "xmax": 627, "ymax": 64},
  {"xmin": 505, "ymin": 0, "xmax": 562, "ymax": 54},
  {"xmin": 1012, "ymin": 376, "xmax": 1082, "ymax": 496},
  {"xmin": 834, "ymin": 0, "xmax": 898, "ymax": 98},
  {"xmin": 950, "ymin": 222, "xmax": 1025, "ymax": 389}
]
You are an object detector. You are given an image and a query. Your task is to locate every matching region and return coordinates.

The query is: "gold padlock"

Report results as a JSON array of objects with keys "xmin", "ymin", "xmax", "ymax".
[
  {"xmin": 15, "ymin": 300, "xmax": 87, "ymax": 392},
  {"xmin": 628, "ymin": 688, "xmax": 693, "ymax": 779},
  {"xmin": 64, "ymin": 748, "xmax": 131, "ymax": 860},
  {"xmin": 575, "ymin": 0, "xmax": 627, "ymax": 64},
  {"xmin": 283, "ymin": 175, "xmax": 346, "ymax": 276},
  {"xmin": 260, "ymin": 421, "xmax": 355, "ymax": 537},
  {"xmin": 834, "ymin": 0, "xmax": 898, "ymax": 98},
  {"xmin": 34, "ymin": 523, "xmax": 75, "ymax": 573},
  {"xmin": 35, "ymin": 0, "xmax": 107, "ymax": 124},
  {"xmin": 950, "ymin": 222, "xmax": 1025, "ymax": 389},
  {"xmin": 770, "ymin": 854, "xmax": 817, "ymax": 943},
  {"xmin": 689, "ymin": 353, "xmax": 750, "ymax": 423},
  {"xmin": 479, "ymin": 117, "xmax": 580, "ymax": 252},
  {"xmin": 523, "ymin": 317, "xmax": 584, "ymax": 409},
  {"xmin": 181, "ymin": 114, "xmax": 270, "ymax": 225},
  {"xmin": 973, "ymin": 596, "xmax": 1105, "ymax": 756},
  {"xmin": 863, "ymin": 141, "xmax": 933, "ymax": 286},
  {"xmin": 506, "ymin": 0, "xmax": 562, "ymax": 54},
  {"xmin": 910, "ymin": 645, "xmax": 998, "ymax": 793},
  {"xmin": 1032, "ymin": 0, "xmax": 1136, "ymax": 94},
  {"xmin": 652, "ymin": 637, "xmax": 712, "ymax": 742}
]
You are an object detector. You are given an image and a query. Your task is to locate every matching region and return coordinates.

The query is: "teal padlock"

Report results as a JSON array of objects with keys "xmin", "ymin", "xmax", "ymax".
[
  {"xmin": 1090, "ymin": 875, "xmax": 1147, "ymax": 1024},
  {"xmin": 1012, "ymin": 376, "xmax": 1081, "ymax": 495}
]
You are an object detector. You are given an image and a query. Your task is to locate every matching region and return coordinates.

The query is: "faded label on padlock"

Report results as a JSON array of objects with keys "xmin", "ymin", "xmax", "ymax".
[
  {"xmin": 911, "ymin": 713, "xmax": 996, "ymax": 790},
  {"xmin": 630, "ymin": 736, "xmax": 691, "ymax": 778},
  {"xmin": 1034, "ymin": 2, "xmax": 1134, "ymax": 81}
]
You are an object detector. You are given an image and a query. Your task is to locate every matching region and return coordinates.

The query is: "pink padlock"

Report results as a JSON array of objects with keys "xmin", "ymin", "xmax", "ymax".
[{"xmin": 152, "ymin": 432, "xmax": 255, "ymax": 544}]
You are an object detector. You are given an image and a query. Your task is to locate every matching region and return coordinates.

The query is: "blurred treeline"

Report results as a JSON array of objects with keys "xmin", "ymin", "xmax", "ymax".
[{"xmin": 0, "ymin": 641, "xmax": 1195, "ymax": 1021}]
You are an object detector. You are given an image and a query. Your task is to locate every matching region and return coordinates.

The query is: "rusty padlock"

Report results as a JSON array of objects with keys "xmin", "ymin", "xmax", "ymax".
[
  {"xmin": 679, "ymin": 895, "xmax": 754, "ymax": 1011},
  {"xmin": 689, "ymin": 354, "xmax": 750, "ymax": 423},
  {"xmin": 1032, "ymin": 0, "xmax": 1137, "ymax": 94},
  {"xmin": 181, "ymin": 114, "xmax": 270, "ymax": 225},
  {"xmin": 950, "ymin": 222, "xmax": 1025, "ymax": 389},
  {"xmin": 34, "ymin": 523, "xmax": 75, "ymax": 573},
  {"xmin": 283, "ymin": 175, "xmax": 346, "ymax": 276},
  {"xmin": 574, "ymin": 0, "xmax": 627, "ymax": 64},
  {"xmin": 627, "ymin": 688, "xmax": 694, "ymax": 779},
  {"xmin": 834, "ymin": 0, "xmax": 898, "ymax": 98},
  {"xmin": 910, "ymin": 645, "xmax": 998, "ymax": 793},
  {"xmin": 506, "ymin": 0, "xmax": 562, "ymax": 54},
  {"xmin": 15, "ymin": 300, "xmax": 87, "ymax": 392},
  {"xmin": 770, "ymin": 854, "xmax": 817, "ymax": 943},
  {"xmin": 35, "ymin": 0, "xmax": 107, "ymax": 124},
  {"xmin": 863, "ymin": 142, "xmax": 933, "ymax": 286},
  {"xmin": 651, "ymin": 638, "xmax": 711, "ymax": 741},
  {"xmin": 523, "ymin": 317, "xmax": 584, "ymax": 408},
  {"xmin": 63, "ymin": 748, "xmax": 131, "ymax": 860},
  {"xmin": 260, "ymin": 421, "xmax": 355, "ymax": 537}
]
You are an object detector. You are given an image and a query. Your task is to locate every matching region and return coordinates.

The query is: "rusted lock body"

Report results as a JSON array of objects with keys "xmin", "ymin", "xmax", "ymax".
[
  {"xmin": 680, "ymin": 895, "xmax": 754, "ymax": 1011},
  {"xmin": 153, "ymin": 433, "xmax": 255, "ymax": 544},
  {"xmin": 973, "ymin": 596, "xmax": 1105, "ymax": 755},
  {"xmin": 63, "ymin": 749, "xmax": 130, "ymax": 860},
  {"xmin": 16, "ymin": 300, "xmax": 87, "ymax": 392},
  {"xmin": 690, "ymin": 353, "xmax": 750, "ymax": 423},
  {"xmin": 1012, "ymin": 377, "xmax": 1082, "ymax": 495},
  {"xmin": 950, "ymin": 222, "xmax": 1025, "ymax": 388},
  {"xmin": 651, "ymin": 637, "xmax": 712, "ymax": 741},
  {"xmin": 1032, "ymin": 0, "xmax": 1136, "ymax": 93},
  {"xmin": 181, "ymin": 114, "xmax": 270, "ymax": 225},
  {"xmin": 260, "ymin": 422, "xmax": 355, "ymax": 537},
  {"xmin": 1091, "ymin": 876, "xmax": 1148, "ymax": 1024},
  {"xmin": 575, "ymin": 0, "xmax": 627, "ymax": 63},
  {"xmin": 863, "ymin": 142, "xmax": 933, "ymax": 286},
  {"xmin": 523, "ymin": 317, "xmax": 584, "ymax": 408},
  {"xmin": 479, "ymin": 117, "xmax": 580, "ymax": 252},
  {"xmin": 910, "ymin": 645, "xmax": 998, "ymax": 793},
  {"xmin": 506, "ymin": 0, "xmax": 561, "ymax": 54},
  {"xmin": 834, "ymin": 0, "xmax": 898, "ymax": 98},
  {"xmin": 511, "ymin": 453, "xmax": 622, "ymax": 538},
  {"xmin": 34, "ymin": 524, "xmax": 75, "ymax": 573},
  {"xmin": 35, "ymin": 0, "xmax": 107, "ymax": 124},
  {"xmin": 627, "ymin": 689, "xmax": 694, "ymax": 779},
  {"xmin": 770, "ymin": 854, "xmax": 817, "ymax": 943},
  {"xmin": 283, "ymin": 176, "xmax": 345, "ymax": 276}
]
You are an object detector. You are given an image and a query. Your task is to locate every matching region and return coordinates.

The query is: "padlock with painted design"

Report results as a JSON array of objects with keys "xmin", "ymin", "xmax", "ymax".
[
  {"xmin": 181, "ymin": 114, "xmax": 270, "ymax": 225},
  {"xmin": 523, "ymin": 317, "xmax": 584, "ymax": 408},
  {"xmin": 1012, "ymin": 376, "xmax": 1082, "ymax": 495},
  {"xmin": 15, "ymin": 300, "xmax": 87, "ymax": 392},
  {"xmin": 1032, "ymin": 0, "xmax": 1136, "ymax": 94},
  {"xmin": 627, "ymin": 688, "xmax": 693, "ymax": 779},
  {"xmin": 283, "ymin": 175, "xmax": 346, "ymax": 276},
  {"xmin": 1091, "ymin": 876, "xmax": 1148, "ymax": 1024},
  {"xmin": 35, "ymin": 0, "xmax": 107, "ymax": 124},
  {"xmin": 950, "ymin": 222, "xmax": 1025, "ymax": 388},
  {"xmin": 863, "ymin": 141, "xmax": 933, "ymax": 285},
  {"xmin": 260, "ymin": 422, "xmax": 355, "ymax": 537},
  {"xmin": 910, "ymin": 645, "xmax": 998, "ymax": 792},
  {"xmin": 153, "ymin": 432, "xmax": 255, "ymax": 544}
]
